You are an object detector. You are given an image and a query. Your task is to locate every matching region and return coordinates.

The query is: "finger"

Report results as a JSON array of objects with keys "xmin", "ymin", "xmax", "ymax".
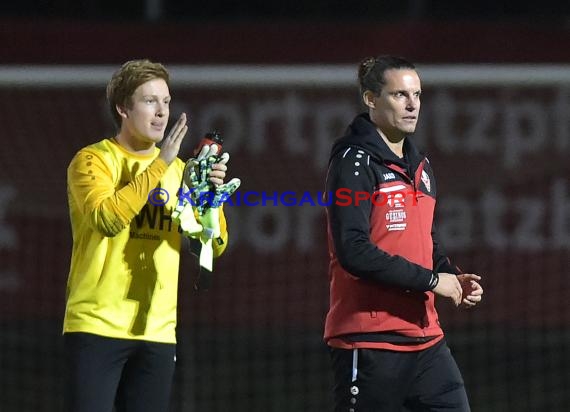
[
  {"xmin": 465, "ymin": 291, "xmax": 481, "ymax": 301},
  {"xmin": 209, "ymin": 144, "xmax": 221, "ymax": 156},
  {"xmin": 469, "ymin": 287, "xmax": 483, "ymax": 296},
  {"xmin": 472, "ymin": 280, "xmax": 483, "ymax": 289},
  {"xmin": 467, "ymin": 291, "xmax": 483, "ymax": 299},
  {"xmin": 462, "ymin": 298, "xmax": 476, "ymax": 307},
  {"xmin": 209, "ymin": 177, "xmax": 224, "ymax": 186},
  {"xmin": 216, "ymin": 178, "xmax": 241, "ymax": 197},
  {"xmin": 197, "ymin": 144, "xmax": 211, "ymax": 160},
  {"xmin": 455, "ymin": 284, "xmax": 463, "ymax": 306},
  {"xmin": 167, "ymin": 113, "xmax": 187, "ymax": 140},
  {"xmin": 167, "ymin": 126, "xmax": 188, "ymax": 154},
  {"xmin": 210, "ymin": 163, "xmax": 228, "ymax": 172},
  {"xmin": 200, "ymin": 144, "xmax": 218, "ymax": 160},
  {"xmin": 177, "ymin": 112, "xmax": 187, "ymax": 127},
  {"xmin": 468, "ymin": 296, "xmax": 482, "ymax": 303},
  {"xmin": 452, "ymin": 289, "xmax": 461, "ymax": 306},
  {"xmin": 470, "ymin": 281, "xmax": 483, "ymax": 293},
  {"xmin": 175, "ymin": 125, "xmax": 189, "ymax": 144},
  {"xmin": 169, "ymin": 124, "xmax": 188, "ymax": 146},
  {"xmin": 217, "ymin": 152, "xmax": 230, "ymax": 165},
  {"xmin": 209, "ymin": 170, "xmax": 226, "ymax": 179}
]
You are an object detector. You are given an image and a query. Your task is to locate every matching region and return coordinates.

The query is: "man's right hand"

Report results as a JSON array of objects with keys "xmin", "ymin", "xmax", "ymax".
[
  {"xmin": 159, "ymin": 113, "xmax": 188, "ymax": 165},
  {"xmin": 433, "ymin": 273, "xmax": 463, "ymax": 306}
]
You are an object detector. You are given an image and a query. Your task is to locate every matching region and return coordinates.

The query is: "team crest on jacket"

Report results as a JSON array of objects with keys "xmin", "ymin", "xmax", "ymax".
[{"xmin": 421, "ymin": 170, "xmax": 431, "ymax": 192}]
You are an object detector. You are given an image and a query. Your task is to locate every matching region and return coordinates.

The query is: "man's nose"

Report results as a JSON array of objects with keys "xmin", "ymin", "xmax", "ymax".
[
  {"xmin": 406, "ymin": 97, "xmax": 418, "ymax": 110},
  {"xmin": 156, "ymin": 103, "xmax": 168, "ymax": 116}
]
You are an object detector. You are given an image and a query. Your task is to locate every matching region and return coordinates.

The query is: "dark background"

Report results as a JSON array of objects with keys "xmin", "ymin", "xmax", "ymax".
[
  {"xmin": 3, "ymin": 1, "xmax": 570, "ymax": 22},
  {"xmin": 0, "ymin": 3, "xmax": 569, "ymax": 412}
]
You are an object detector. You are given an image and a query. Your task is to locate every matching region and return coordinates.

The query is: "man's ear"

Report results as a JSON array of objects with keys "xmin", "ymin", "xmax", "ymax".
[
  {"xmin": 116, "ymin": 104, "xmax": 129, "ymax": 119},
  {"xmin": 363, "ymin": 91, "xmax": 376, "ymax": 109}
]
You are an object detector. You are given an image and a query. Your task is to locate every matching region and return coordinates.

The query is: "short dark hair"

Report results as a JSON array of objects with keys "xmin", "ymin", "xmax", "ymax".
[
  {"xmin": 358, "ymin": 55, "xmax": 416, "ymax": 96},
  {"xmin": 106, "ymin": 59, "xmax": 170, "ymax": 128}
]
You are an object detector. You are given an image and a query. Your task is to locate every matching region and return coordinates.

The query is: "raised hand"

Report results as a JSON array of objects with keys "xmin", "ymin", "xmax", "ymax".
[{"xmin": 158, "ymin": 113, "xmax": 188, "ymax": 165}]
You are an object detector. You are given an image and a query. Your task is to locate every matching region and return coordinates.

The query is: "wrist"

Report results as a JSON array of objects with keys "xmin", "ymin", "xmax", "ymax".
[
  {"xmin": 428, "ymin": 271, "xmax": 439, "ymax": 290},
  {"xmin": 154, "ymin": 156, "xmax": 171, "ymax": 169}
]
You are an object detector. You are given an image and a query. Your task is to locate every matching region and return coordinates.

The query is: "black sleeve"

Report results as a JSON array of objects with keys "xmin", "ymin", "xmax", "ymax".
[
  {"xmin": 326, "ymin": 149, "xmax": 438, "ymax": 291},
  {"xmin": 432, "ymin": 222, "xmax": 461, "ymax": 275}
]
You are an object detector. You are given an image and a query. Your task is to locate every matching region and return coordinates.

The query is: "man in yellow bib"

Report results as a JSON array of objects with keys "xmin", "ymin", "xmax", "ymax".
[{"xmin": 63, "ymin": 59, "xmax": 229, "ymax": 412}]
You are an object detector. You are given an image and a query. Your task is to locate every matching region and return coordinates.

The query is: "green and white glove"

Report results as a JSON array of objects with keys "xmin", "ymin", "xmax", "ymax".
[
  {"xmin": 172, "ymin": 143, "xmax": 221, "ymax": 235},
  {"xmin": 173, "ymin": 144, "xmax": 241, "ymax": 273},
  {"xmin": 184, "ymin": 144, "xmax": 221, "ymax": 214},
  {"xmin": 195, "ymin": 152, "xmax": 240, "ymax": 271}
]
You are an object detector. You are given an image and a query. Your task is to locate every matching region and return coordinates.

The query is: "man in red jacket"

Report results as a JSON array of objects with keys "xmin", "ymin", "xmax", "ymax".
[{"xmin": 324, "ymin": 55, "xmax": 484, "ymax": 411}]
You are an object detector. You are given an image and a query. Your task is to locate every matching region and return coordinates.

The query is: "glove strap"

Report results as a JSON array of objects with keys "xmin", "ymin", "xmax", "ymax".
[
  {"xmin": 193, "ymin": 238, "xmax": 214, "ymax": 291},
  {"xmin": 199, "ymin": 238, "xmax": 214, "ymax": 272}
]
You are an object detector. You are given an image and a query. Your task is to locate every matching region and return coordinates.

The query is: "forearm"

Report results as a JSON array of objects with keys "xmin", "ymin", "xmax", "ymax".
[
  {"xmin": 68, "ymin": 150, "xmax": 169, "ymax": 237},
  {"xmin": 331, "ymin": 214, "xmax": 437, "ymax": 291},
  {"xmin": 93, "ymin": 158, "xmax": 169, "ymax": 235}
]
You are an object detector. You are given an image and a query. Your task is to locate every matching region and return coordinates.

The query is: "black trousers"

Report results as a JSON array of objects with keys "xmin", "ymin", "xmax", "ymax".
[
  {"xmin": 64, "ymin": 332, "xmax": 176, "ymax": 412},
  {"xmin": 330, "ymin": 339, "xmax": 470, "ymax": 412}
]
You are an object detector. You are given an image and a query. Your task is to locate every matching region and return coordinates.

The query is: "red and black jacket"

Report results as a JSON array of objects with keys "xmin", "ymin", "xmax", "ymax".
[{"xmin": 324, "ymin": 113, "xmax": 459, "ymax": 351}]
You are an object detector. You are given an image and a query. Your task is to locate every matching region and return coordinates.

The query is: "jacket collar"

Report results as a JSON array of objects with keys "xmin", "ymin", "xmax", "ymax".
[{"xmin": 330, "ymin": 113, "xmax": 424, "ymax": 173}]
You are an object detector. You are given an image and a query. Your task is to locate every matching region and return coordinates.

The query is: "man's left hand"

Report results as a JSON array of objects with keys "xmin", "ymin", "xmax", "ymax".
[{"xmin": 457, "ymin": 273, "xmax": 483, "ymax": 309}]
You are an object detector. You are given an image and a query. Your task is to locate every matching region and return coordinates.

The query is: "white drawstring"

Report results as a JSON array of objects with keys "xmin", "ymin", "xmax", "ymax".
[{"xmin": 351, "ymin": 349, "xmax": 358, "ymax": 382}]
